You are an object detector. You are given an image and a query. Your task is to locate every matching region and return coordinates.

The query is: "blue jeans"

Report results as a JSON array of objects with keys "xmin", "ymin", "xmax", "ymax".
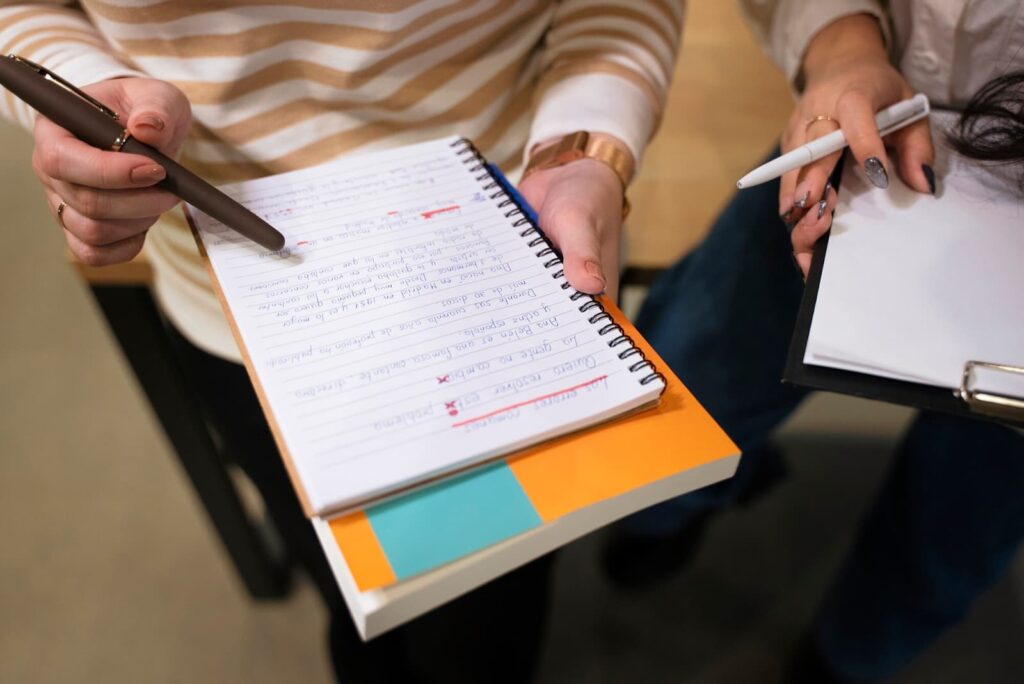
[{"xmin": 632, "ymin": 174, "xmax": 1024, "ymax": 681}]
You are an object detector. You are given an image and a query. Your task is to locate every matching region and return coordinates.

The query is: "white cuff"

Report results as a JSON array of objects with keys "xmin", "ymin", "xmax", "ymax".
[
  {"xmin": 771, "ymin": 0, "xmax": 889, "ymax": 88},
  {"xmin": 54, "ymin": 50, "xmax": 144, "ymax": 88},
  {"xmin": 527, "ymin": 72, "xmax": 657, "ymax": 178}
]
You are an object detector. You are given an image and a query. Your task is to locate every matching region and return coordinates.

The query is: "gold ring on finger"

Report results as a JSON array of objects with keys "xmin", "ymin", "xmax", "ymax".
[
  {"xmin": 805, "ymin": 114, "xmax": 838, "ymax": 134},
  {"xmin": 56, "ymin": 200, "xmax": 69, "ymax": 230}
]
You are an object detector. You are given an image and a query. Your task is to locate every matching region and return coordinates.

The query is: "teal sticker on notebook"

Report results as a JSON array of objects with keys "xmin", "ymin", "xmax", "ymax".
[{"xmin": 366, "ymin": 462, "xmax": 541, "ymax": 580}]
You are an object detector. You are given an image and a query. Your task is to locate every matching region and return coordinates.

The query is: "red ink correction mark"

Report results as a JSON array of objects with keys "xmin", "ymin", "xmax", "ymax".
[
  {"xmin": 296, "ymin": 240, "xmax": 310, "ymax": 246},
  {"xmin": 437, "ymin": 375, "xmax": 449, "ymax": 384},
  {"xmin": 421, "ymin": 204, "xmax": 460, "ymax": 219},
  {"xmin": 445, "ymin": 400, "xmax": 459, "ymax": 417},
  {"xmin": 387, "ymin": 211, "xmax": 399, "ymax": 216},
  {"xmin": 451, "ymin": 375, "xmax": 608, "ymax": 428}
]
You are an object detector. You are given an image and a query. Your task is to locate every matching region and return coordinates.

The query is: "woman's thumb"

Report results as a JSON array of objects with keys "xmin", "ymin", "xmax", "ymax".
[{"xmin": 125, "ymin": 80, "xmax": 190, "ymax": 154}]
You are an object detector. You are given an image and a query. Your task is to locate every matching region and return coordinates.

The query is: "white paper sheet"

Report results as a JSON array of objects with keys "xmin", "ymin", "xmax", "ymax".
[
  {"xmin": 806, "ymin": 112, "xmax": 1024, "ymax": 399},
  {"xmin": 190, "ymin": 137, "xmax": 662, "ymax": 514}
]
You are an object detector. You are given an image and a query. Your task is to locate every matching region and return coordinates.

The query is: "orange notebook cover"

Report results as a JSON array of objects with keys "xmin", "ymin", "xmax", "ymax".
[
  {"xmin": 327, "ymin": 298, "xmax": 738, "ymax": 592},
  {"xmin": 183, "ymin": 137, "xmax": 739, "ymax": 635}
]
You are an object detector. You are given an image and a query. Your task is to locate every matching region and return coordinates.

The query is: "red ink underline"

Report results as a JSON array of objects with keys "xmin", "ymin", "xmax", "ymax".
[
  {"xmin": 451, "ymin": 375, "xmax": 608, "ymax": 428},
  {"xmin": 421, "ymin": 205, "xmax": 460, "ymax": 219}
]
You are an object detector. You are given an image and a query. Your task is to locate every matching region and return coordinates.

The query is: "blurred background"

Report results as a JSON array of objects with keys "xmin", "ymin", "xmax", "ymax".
[{"xmin": 2, "ymin": 1, "xmax": 1022, "ymax": 682}]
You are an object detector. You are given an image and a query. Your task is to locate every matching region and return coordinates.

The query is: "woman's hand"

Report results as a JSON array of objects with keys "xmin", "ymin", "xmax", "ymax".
[
  {"xmin": 781, "ymin": 14, "xmax": 935, "ymax": 276},
  {"xmin": 518, "ymin": 137, "xmax": 627, "ymax": 302},
  {"xmin": 31, "ymin": 77, "xmax": 191, "ymax": 266}
]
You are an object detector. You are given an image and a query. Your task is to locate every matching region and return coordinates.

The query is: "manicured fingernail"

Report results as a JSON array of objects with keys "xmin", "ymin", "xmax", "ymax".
[
  {"xmin": 794, "ymin": 190, "xmax": 811, "ymax": 209},
  {"xmin": 136, "ymin": 113, "xmax": 165, "ymax": 130},
  {"xmin": 780, "ymin": 207, "xmax": 793, "ymax": 224},
  {"xmin": 922, "ymin": 164, "xmax": 936, "ymax": 195},
  {"xmin": 130, "ymin": 164, "xmax": 165, "ymax": 184},
  {"xmin": 823, "ymin": 181, "xmax": 832, "ymax": 199},
  {"xmin": 864, "ymin": 157, "xmax": 889, "ymax": 189},
  {"xmin": 816, "ymin": 199, "xmax": 828, "ymax": 220},
  {"xmin": 584, "ymin": 259, "xmax": 605, "ymax": 284}
]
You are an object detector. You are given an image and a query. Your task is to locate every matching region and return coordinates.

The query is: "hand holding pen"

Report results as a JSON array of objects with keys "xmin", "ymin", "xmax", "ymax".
[
  {"xmin": 29, "ymin": 75, "xmax": 192, "ymax": 266},
  {"xmin": 1, "ymin": 55, "xmax": 285, "ymax": 265},
  {"xmin": 754, "ymin": 15, "xmax": 936, "ymax": 277}
]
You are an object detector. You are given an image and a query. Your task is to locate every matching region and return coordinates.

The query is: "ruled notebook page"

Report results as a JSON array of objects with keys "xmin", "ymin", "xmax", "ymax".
[{"xmin": 191, "ymin": 137, "xmax": 662, "ymax": 514}]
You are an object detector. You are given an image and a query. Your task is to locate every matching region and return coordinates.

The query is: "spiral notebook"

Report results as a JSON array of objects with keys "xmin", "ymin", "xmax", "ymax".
[{"xmin": 186, "ymin": 136, "xmax": 667, "ymax": 517}]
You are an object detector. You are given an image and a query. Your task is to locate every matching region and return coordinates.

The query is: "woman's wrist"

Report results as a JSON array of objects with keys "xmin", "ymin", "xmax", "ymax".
[
  {"xmin": 801, "ymin": 13, "xmax": 888, "ymax": 88},
  {"xmin": 527, "ymin": 132, "xmax": 635, "ymax": 174}
]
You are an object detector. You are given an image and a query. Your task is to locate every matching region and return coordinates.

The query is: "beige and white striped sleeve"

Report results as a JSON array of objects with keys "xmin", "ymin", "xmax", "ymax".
[
  {"xmin": 0, "ymin": 2, "xmax": 140, "ymax": 129},
  {"xmin": 527, "ymin": 0, "xmax": 686, "ymax": 174}
]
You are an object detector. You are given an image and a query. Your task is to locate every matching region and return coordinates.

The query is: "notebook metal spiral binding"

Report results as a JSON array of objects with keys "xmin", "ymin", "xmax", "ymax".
[{"xmin": 450, "ymin": 138, "xmax": 666, "ymax": 392}]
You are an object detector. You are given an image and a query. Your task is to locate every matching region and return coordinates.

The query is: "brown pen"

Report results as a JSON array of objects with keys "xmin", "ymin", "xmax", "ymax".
[{"xmin": 0, "ymin": 54, "xmax": 286, "ymax": 252}]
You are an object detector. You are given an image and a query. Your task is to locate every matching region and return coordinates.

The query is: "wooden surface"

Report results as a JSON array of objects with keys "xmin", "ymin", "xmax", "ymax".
[
  {"xmin": 74, "ymin": 0, "xmax": 792, "ymax": 285},
  {"xmin": 627, "ymin": 0, "xmax": 792, "ymax": 266}
]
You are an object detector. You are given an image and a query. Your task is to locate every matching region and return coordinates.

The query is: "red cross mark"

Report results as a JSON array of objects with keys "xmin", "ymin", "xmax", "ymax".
[
  {"xmin": 445, "ymin": 400, "xmax": 458, "ymax": 417},
  {"xmin": 437, "ymin": 375, "xmax": 449, "ymax": 384}
]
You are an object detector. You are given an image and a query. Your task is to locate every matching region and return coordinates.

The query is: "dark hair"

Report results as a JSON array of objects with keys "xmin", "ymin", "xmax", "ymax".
[{"xmin": 948, "ymin": 72, "xmax": 1024, "ymax": 165}]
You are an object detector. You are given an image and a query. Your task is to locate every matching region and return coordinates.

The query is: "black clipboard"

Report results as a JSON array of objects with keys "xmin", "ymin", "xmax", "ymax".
[{"xmin": 782, "ymin": 172, "xmax": 1024, "ymax": 429}]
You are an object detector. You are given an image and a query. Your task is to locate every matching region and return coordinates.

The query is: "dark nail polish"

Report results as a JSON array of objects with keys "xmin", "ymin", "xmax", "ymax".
[
  {"xmin": 864, "ymin": 157, "xmax": 889, "ymax": 189},
  {"xmin": 922, "ymin": 164, "xmax": 936, "ymax": 195},
  {"xmin": 780, "ymin": 208, "xmax": 793, "ymax": 224},
  {"xmin": 823, "ymin": 181, "xmax": 832, "ymax": 198},
  {"xmin": 795, "ymin": 191, "xmax": 810, "ymax": 209},
  {"xmin": 816, "ymin": 199, "xmax": 828, "ymax": 220}
]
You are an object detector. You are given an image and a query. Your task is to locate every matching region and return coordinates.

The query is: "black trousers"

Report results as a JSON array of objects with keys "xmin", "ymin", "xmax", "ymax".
[{"xmin": 167, "ymin": 323, "xmax": 553, "ymax": 682}]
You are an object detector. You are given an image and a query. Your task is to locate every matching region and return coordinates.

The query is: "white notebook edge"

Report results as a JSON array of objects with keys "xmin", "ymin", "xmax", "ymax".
[
  {"xmin": 183, "ymin": 204, "xmax": 319, "ymax": 517},
  {"xmin": 312, "ymin": 451, "xmax": 740, "ymax": 640},
  {"xmin": 316, "ymin": 388, "xmax": 663, "ymax": 517}
]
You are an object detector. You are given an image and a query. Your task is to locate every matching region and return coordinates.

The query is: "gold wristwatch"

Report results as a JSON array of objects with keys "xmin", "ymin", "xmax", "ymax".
[{"xmin": 522, "ymin": 131, "xmax": 635, "ymax": 219}]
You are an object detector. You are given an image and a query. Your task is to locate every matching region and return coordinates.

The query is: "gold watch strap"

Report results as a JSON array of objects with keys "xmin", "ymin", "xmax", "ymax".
[
  {"xmin": 523, "ymin": 131, "xmax": 634, "ymax": 218},
  {"xmin": 525, "ymin": 130, "xmax": 589, "ymax": 173},
  {"xmin": 583, "ymin": 135, "xmax": 634, "ymax": 189}
]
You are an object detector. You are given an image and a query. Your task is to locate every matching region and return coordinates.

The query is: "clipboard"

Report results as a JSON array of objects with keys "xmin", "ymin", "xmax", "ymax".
[{"xmin": 783, "ymin": 206, "xmax": 1024, "ymax": 429}]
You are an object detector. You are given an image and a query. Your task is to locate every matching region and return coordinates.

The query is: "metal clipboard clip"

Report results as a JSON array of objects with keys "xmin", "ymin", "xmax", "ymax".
[{"xmin": 954, "ymin": 361, "xmax": 1024, "ymax": 422}]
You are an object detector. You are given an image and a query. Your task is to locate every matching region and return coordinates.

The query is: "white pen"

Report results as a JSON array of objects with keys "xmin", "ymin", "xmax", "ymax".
[{"xmin": 736, "ymin": 93, "xmax": 931, "ymax": 189}]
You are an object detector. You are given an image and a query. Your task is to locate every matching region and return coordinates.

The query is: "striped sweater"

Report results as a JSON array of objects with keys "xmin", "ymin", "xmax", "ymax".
[{"xmin": 0, "ymin": 0, "xmax": 684, "ymax": 360}]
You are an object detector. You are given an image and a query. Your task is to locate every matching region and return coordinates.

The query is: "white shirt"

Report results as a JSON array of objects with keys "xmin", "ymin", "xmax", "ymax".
[
  {"xmin": 739, "ymin": 0, "xmax": 1024, "ymax": 109},
  {"xmin": 741, "ymin": 0, "xmax": 1024, "ymax": 434}
]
